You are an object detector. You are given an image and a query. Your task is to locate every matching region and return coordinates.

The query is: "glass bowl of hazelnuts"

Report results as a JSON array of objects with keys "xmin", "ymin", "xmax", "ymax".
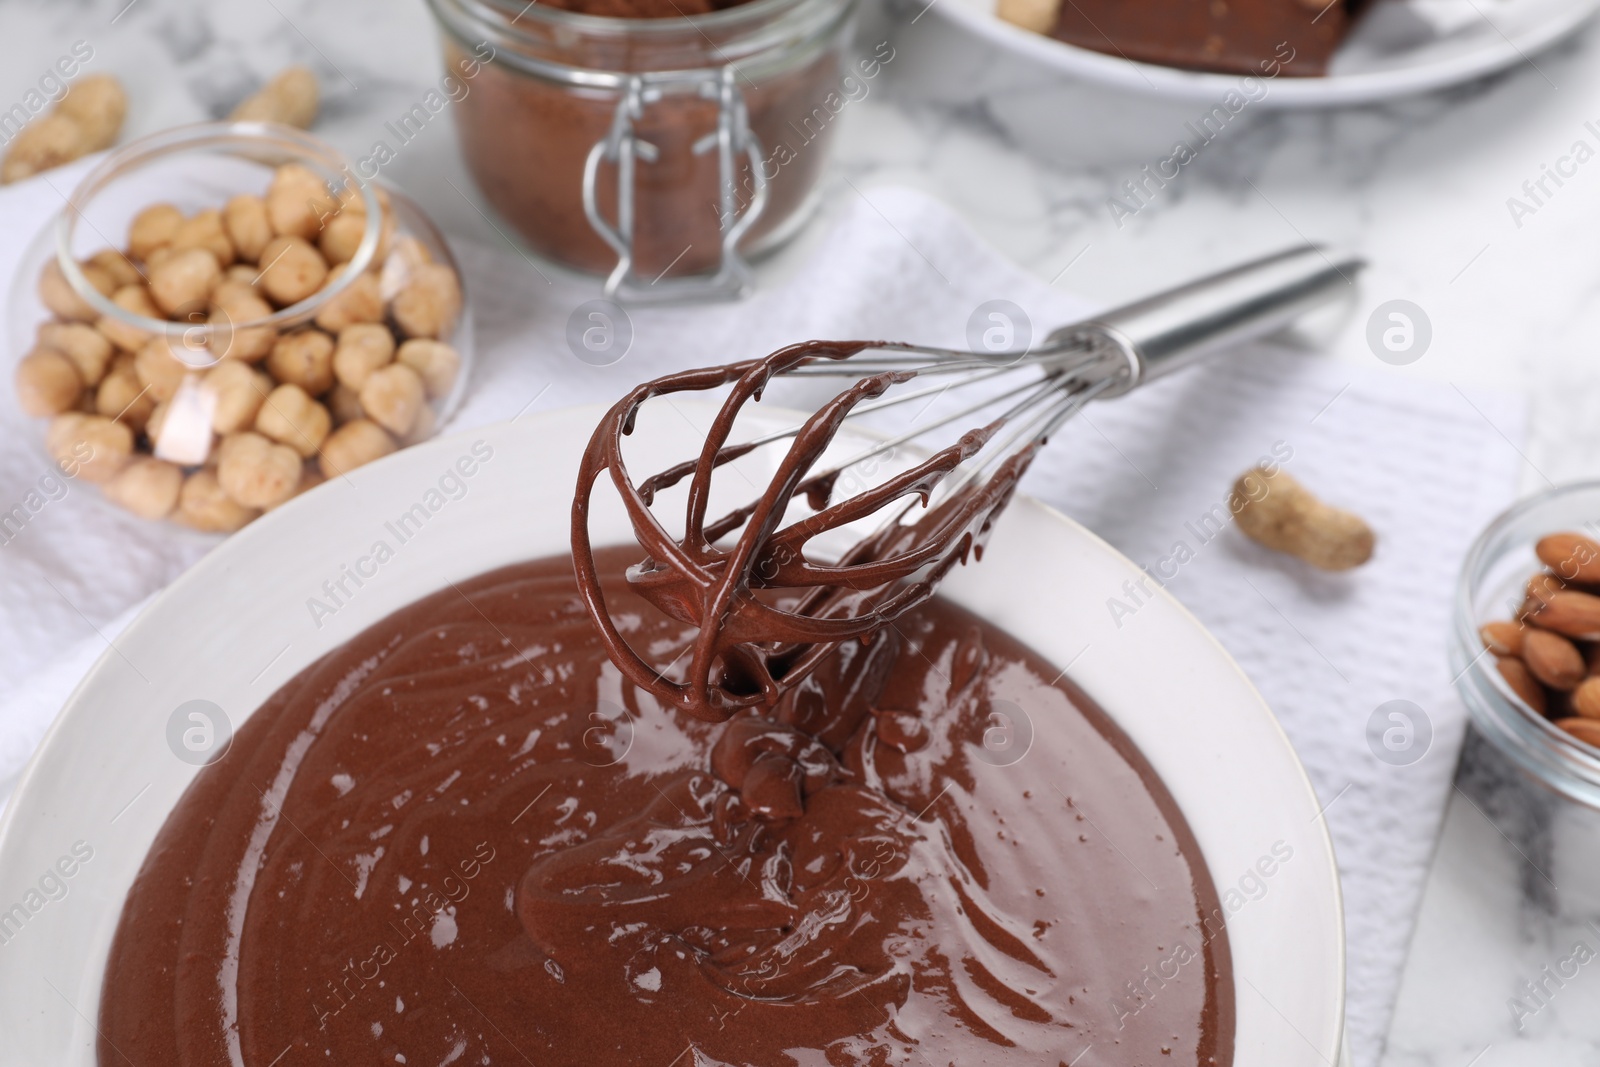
[
  {"xmin": 4, "ymin": 121, "xmax": 473, "ymax": 533},
  {"xmin": 1453, "ymin": 482, "xmax": 1600, "ymax": 808}
]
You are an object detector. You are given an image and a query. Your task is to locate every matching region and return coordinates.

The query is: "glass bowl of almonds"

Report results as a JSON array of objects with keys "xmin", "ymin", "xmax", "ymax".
[
  {"xmin": 4, "ymin": 121, "xmax": 473, "ymax": 533},
  {"xmin": 1453, "ymin": 482, "xmax": 1600, "ymax": 808}
]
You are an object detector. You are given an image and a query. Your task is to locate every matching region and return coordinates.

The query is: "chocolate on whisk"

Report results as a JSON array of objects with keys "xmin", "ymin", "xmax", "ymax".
[
  {"xmin": 572, "ymin": 339, "xmax": 1092, "ymax": 721},
  {"xmin": 572, "ymin": 246, "xmax": 1365, "ymax": 721}
]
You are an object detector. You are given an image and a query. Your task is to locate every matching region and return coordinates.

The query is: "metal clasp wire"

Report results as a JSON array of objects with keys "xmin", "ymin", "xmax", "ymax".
[{"xmin": 581, "ymin": 66, "xmax": 769, "ymax": 305}]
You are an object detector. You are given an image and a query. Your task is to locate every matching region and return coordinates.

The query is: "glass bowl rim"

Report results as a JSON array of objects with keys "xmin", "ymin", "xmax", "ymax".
[{"xmin": 53, "ymin": 120, "xmax": 383, "ymax": 343}]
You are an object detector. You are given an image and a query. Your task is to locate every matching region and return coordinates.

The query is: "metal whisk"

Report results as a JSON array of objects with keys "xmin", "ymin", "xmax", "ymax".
[{"xmin": 573, "ymin": 245, "xmax": 1364, "ymax": 721}]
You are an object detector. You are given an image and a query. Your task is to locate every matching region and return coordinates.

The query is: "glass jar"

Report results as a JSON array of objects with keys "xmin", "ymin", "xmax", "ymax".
[
  {"xmin": 4, "ymin": 121, "xmax": 474, "ymax": 533},
  {"xmin": 1451, "ymin": 481, "xmax": 1600, "ymax": 807},
  {"xmin": 427, "ymin": 0, "xmax": 859, "ymax": 303}
]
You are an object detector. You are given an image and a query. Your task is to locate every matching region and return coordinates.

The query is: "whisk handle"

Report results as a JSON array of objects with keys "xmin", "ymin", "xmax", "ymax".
[{"xmin": 1052, "ymin": 244, "xmax": 1365, "ymax": 397}]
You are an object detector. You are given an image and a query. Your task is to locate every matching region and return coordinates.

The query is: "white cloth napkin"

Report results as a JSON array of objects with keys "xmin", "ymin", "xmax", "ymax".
[{"xmin": 0, "ymin": 166, "xmax": 1525, "ymax": 1066}]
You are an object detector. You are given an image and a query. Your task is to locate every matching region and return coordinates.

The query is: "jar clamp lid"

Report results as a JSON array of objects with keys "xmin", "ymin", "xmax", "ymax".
[
  {"xmin": 583, "ymin": 66, "xmax": 768, "ymax": 303},
  {"xmin": 429, "ymin": 0, "xmax": 855, "ymax": 304}
]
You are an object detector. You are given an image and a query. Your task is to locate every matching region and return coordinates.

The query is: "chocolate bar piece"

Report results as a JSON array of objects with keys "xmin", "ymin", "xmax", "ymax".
[{"xmin": 1049, "ymin": 0, "xmax": 1360, "ymax": 76}]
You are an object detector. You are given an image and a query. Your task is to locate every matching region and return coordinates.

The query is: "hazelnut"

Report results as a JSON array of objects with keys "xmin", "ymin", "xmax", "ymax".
[
  {"xmin": 257, "ymin": 235, "xmax": 327, "ymax": 306},
  {"xmin": 266, "ymin": 330, "xmax": 335, "ymax": 395},
  {"xmin": 326, "ymin": 383, "xmax": 364, "ymax": 425},
  {"xmin": 313, "ymin": 267, "xmax": 383, "ymax": 333},
  {"xmin": 332, "ymin": 323, "xmax": 394, "ymax": 390},
  {"xmin": 46, "ymin": 412, "xmax": 133, "ymax": 483},
  {"xmin": 402, "ymin": 400, "xmax": 437, "ymax": 446},
  {"xmin": 95, "ymin": 355, "xmax": 156, "ymax": 430},
  {"xmin": 83, "ymin": 261, "xmax": 119, "ymax": 295},
  {"xmin": 97, "ymin": 284, "xmax": 162, "ymax": 352},
  {"xmin": 266, "ymin": 163, "xmax": 336, "ymax": 240},
  {"xmin": 396, "ymin": 339, "xmax": 461, "ymax": 399},
  {"xmin": 390, "ymin": 263, "xmax": 462, "ymax": 340},
  {"xmin": 319, "ymin": 419, "xmax": 395, "ymax": 479},
  {"xmin": 145, "ymin": 398, "xmax": 170, "ymax": 443},
  {"xmin": 39, "ymin": 259, "xmax": 112, "ymax": 321},
  {"xmin": 176, "ymin": 469, "xmax": 259, "ymax": 532},
  {"xmin": 380, "ymin": 236, "xmax": 433, "ymax": 294},
  {"xmin": 87, "ymin": 248, "xmax": 144, "ymax": 290},
  {"xmin": 211, "ymin": 279, "xmax": 258, "ymax": 306},
  {"xmin": 104, "ymin": 457, "xmax": 183, "ymax": 520},
  {"xmin": 273, "ymin": 464, "xmax": 326, "ymax": 509},
  {"xmin": 134, "ymin": 338, "xmax": 194, "ymax": 402},
  {"xmin": 149, "ymin": 248, "xmax": 222, "ymax": 316},
  {"xmin": 217, "ymin": 431, "xmax": 303, "ymax": 509},
  {"xmin": 210, "ymin": 284, "xmax": 277, "ymax": 362},
  {"xmin": 358, "ymin": 363, "xmax": 424, "ymax": 436},
  {"xmin": 224, "ymin": 263, "xmax": 262, "ymax": 289},
  {"xmin": 38, "ymin": 322, "xmax": 114, "ymax": 385},
  {"xmin": 319, "ymin": 211, "xmax": 367, "ymax": 265},
  {"xmin": 336, "ymin": 183, "xmax": 388, "ymax": 217},
  {"xmin": 128, "ymin": 203, "xmax": 183, "ymax": 261},
  {"xmin": 204, "ymin": 359, "xmax": 273, "ymax": 434},
  {"xmin": 255, "ymin": 382, "xmax": 332, "ymax": 457},
  {"xmin": 170, "ymin": 209, "xmax": 236, "ymax": 267},
  {"xmin": 15, "ymin": 349, "xmax": 83, "ymax": 416},
  {"xmin": 222, "ymin": 194, "xmax": 273, "ymax": 263}
]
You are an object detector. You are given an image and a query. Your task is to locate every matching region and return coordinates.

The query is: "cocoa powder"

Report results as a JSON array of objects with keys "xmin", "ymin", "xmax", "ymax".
[{"xmin": 445, "ymin": 38, "xmax": 842, "ymax": 279}]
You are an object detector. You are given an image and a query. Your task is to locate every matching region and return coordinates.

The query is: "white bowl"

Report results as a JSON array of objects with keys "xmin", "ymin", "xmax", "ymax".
[
  {"xmin": 933, "ymin": 0, "xmax": 1600, "ymax": 107},
  {"xmin": 0, "ymin": 404, "xmax": 1344, "ymax": 1066}
]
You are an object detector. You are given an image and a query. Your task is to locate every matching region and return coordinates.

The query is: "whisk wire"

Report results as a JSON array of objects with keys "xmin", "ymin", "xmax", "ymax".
[{"xmin": 574, "ymin": 339, "xmax": 1110, "ymax": 719}]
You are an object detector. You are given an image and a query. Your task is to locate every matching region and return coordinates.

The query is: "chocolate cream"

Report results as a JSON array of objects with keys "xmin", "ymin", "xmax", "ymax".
[{"xmin": 99, "ymin": 545, "xmax": 1234, "ymax": 1065}]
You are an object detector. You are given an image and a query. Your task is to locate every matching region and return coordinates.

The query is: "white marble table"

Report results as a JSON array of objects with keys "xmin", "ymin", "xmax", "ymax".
[{"xmin": 5, "ymin": 0, "xmax": 1600, "ymax": 1063}]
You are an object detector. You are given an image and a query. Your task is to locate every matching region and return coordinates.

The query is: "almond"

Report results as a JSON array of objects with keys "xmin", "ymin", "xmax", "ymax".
[
  {"xmin": 1536, "ymin": 532, "xmax": 1600, "ymax": 585},
  {"xmin": 1556, "ymin": 717, "xmax": 1600, "ymax": 749},
  {"xmin": 1496, "ymin": 656, "xmax": 1548, "ymax": 715},
  {"xmin": 1523, "ymin": 629, "xmax": 1586, "ymax": 691},
  {"xmin": 1520, "ymin": 572, "xmax": 1567, "ymax": 619},
  {"xmin": 1480, "ymin": 620, "xmax": 1524, "ymax": 657},
  {"xmin": 1528, "ymin": 589, "xmax": 1600, "ymax": 640},
  {"xmin": 1571, "ymin": 677, "xmax": 1600, "ymax": 720}
]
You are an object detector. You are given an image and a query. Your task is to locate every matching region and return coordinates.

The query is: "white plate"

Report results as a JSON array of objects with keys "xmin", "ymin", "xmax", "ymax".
[
  {"xmin": 934, "ymin": 0, "xmax": 1600, "ymax": 107},
  {"xmin": 0, "ymin": 405, "xmax": 1344, "ymax": 1066}
]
